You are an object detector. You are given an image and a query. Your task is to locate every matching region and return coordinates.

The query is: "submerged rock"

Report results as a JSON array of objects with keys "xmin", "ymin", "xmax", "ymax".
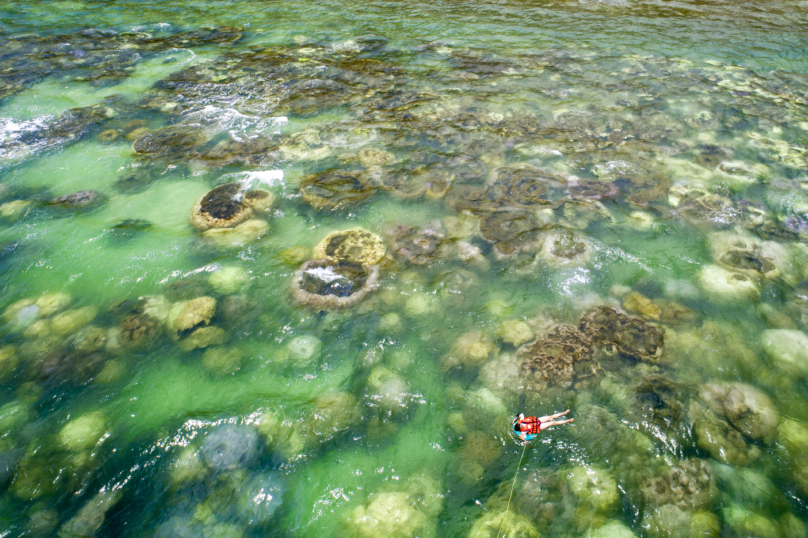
[
  {"xmin": 202, "ymin": 346, "xmax": 244, "ymax": 375},
  {"xmin": 0, "ymin": 200, "xmax": 33, "ymax": 222},
  {"xmin": 498, "ymin": 320, "xmax": 534, "ymax": 347},
  {"xmin": 564, "ymin": 466, "xmax": 620, "ymax": 515},
  {"xmin": 58, "ymin": 490, "xmax": 121, "ymax": 538},
  {"xmin": 467, "ymin": 510, "xmax": 540, "ymax": 538},
  {"xmin": 236, "ymin": 473, "xmax": 285, "ymax": 526},
  {"xmin": 178, "ymin": 326, "xmax": 226, "ymax": 351},
  {"xmin": 586, "ymin": 521, "xmax": 637, "ymax": 538},
  {"xmin": 108, "ymin": 219, "xmax": 152, "ymax": 242},
  {"xmin": 458, "ymin": 428, "xmax": 500, "ymax": 465},
  {"xmin": 538, "ymin": 228, "xmax": 593, "ymax": 268},
  {"xmin": 208, "ymin": 266, "xmax": 250, "ymax": 294},
  {"xmin": 642, "ymin": 504, "xmax": 706, "ymax": 538},
  {"xmin": 443, "ymin": 331, "xmax": 496, "ymax": 370},
  {"xmin": 50, "ymin": 190, "xmax": 105, "ymax": 210},
  {"xmin": 170, "ymin": 297, "xmax": 216, "ymax": 336},
  {"xmin": 697, "ymin": 264, "xmax": 760, "ymax": 302},
  {"xmin": 631, "ymin": 375, "xmax": 685, "ymax": 424},
  {"xmin": 286, "ymin": 335, "xmax": 322, "ymax": 363},
  {"xmin": 690, "ymin": 401, "xmax": 760, "ymax": 466},
  {"xmin": 59, "ymin": 412, "xmax": 107, "ymax": 452},
  {"xmin": 698, "ymin": 382, "xmax": 779, "ymax": 442},
  {"xmin": 347, "ymin": 479, "xmax": 442, "ymax": 538},
  {"xmin": 200, "ymin": 425, "xmax": 259, "ymax": 472},
  {"xmin": 299, "ymin": 391, "xmax": 358, "ymax": 444},
  {"xmin": 0, "ymin": 346, "xmax": 18, "ymax": 380},
  {"xmin": 486, "ymin": 165, "xmax": 563, "ymax": 209},
  {"xmin": 641, "ymin": 459, "xmax": 716, "ymax": 511},
  {"xmin": 368, "ymin": 166, "xmax": 429, "ymax": 199},
  {"xmin": 567, "ymin": 179, "xmax": 619, "ymax": 200},
  {"xmin": 366, "ymin": 366, "xmax": 412, "ymax": 415},
  {"xmin": 673, "ymin": 188, "xmax": 742, "ymax": 230},
  {"xmin": 200, "ymin": 218, "xmax": 269, "ymax": 248},
  {"xmin": 760, "ymin": 329, "xmax": 808, "ymax": 376},
  {"xmin": 708, "ymin": 231, "xmax": 790, "ymax": 282},
  {"xmin": 50, "ymin": 307, "xmax": 98, "ymax": 336},
  {"xmin": 357, "ymin": 148, "xmax": 395, "ymax": 166},
  {"xmin": 722, "ymin": 504, "xmax": 780, "ymax": 538}
]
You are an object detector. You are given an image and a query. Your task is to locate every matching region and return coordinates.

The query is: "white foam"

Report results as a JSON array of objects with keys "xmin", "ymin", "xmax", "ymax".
[
  {"xmin": 0, "ymin": 115, "xmax": 56, "ymax": 160},
  {"xmin": 180, "ymin": 102, "xmax": 287, "ymax": 137},
  {"xmin": 304, "ymin": 266, "xmax": 345, "ymax": 283},
  {"xmin": 219, "ymin": 169, "xmax": 285, "ymax": 191},
  {"xmin": 593, "ymin": 160, "xmax": 642, "ymax": 178}
]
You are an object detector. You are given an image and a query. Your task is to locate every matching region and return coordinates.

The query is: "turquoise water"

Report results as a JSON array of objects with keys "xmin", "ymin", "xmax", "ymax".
[{"xmin": 1, "ymin": 0, "xmax": 808, "ymax": 536}]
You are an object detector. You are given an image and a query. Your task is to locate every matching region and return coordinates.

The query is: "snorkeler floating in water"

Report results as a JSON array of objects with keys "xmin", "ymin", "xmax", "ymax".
[
  {"xmin": 496, "ymin": 410, "xmax": 576, "ymax": 538},
  {"xmin": 512, "ymin": 410, "xmax": 574, "ymax": 442}
]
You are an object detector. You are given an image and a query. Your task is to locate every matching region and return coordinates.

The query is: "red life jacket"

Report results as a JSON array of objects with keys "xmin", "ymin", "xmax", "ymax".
[{"xmin": 518, "ymin": 416, "xmax": 541, "ymax": 435}]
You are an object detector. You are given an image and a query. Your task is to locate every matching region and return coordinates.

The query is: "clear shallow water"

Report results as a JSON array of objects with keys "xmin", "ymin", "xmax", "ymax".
[{"xmin": 1, "ymin": 0, "xmax": 808, "ymax": 537}]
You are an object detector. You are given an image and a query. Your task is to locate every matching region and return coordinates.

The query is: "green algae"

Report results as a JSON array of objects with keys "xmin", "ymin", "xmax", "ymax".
[{"xmin": 0, "ymin": 1, "xmax": 807, "ymax": 537}]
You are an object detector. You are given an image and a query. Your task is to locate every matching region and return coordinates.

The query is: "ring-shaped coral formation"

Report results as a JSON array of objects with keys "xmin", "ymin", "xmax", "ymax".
[
  {"xmin": 299, "ymin": 169, "xmax": 376, "ymax": 211},
  {"xmin": 488, "ymin": 165, "xmax": 564, "ymax": 208},
  {"xmin": 708, "ymin": 232, "xmax": 786, "ymax": 281},
  {"xmin": 190, "ymin": 183, "xmax": 274, "ymax": 231},
  {"xmin": 291, "ymin": 259, "xmax": 380, "ymax": 310},
  {"xmin": 313, "ymin": 228, "xmax": 386, "ymax": 265}
]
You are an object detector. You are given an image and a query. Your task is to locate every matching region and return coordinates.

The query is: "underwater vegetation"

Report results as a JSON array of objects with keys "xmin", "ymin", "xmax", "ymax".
[{"xmin": 1, "ymin": 1, "xmax": 808, "ymax": 536}]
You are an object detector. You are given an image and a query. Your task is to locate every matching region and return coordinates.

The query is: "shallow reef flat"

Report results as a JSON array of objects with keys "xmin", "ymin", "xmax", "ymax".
[{"xmin": 1, "ymin": 0, "xmax": 808, "ymax": 536}]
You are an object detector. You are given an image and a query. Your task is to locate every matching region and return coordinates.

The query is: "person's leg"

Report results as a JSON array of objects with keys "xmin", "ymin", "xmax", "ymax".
[
  {"xmin": 539, "ymin": 418, "xmax": 574, "ymax": 431},
  {"xmin": 538, "ymin": 409, "xmax": 571, "ymax": 422}
]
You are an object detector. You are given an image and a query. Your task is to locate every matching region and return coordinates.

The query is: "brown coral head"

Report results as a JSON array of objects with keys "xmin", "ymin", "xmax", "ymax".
[
  {"xmin": 314, "ymin": 228, "xmax": 386, "ymax": 265},
  {"xmin": 291, "ymin": 259, "xmax": 380, "ymax": 310},
  {"xmin": 567, "ymin": 179, "xmax": 619, "ymax": 201},
  {"xmin": 118, "ymin": 313, "xmax": 162, "ymax": 349},
  {"xmin": 480, "ymin": 212, "xmax": 540, "ymax": 244},
  {"xmin": 370, "ymin": 167, "xmax": 427, "ymax": 199},
  {"xmin": 517, "ymin": 326, "xmax": 594, "ymax": 388},
  {"xmin": 579, "ymin": 306, "xmax": 664, "ymax": 362},
  {"xmin": 299, "ymin": 169, "xmax": 376, "ymax": 211},
  {"xmin": 391, "ymin": 224, "xmax": 448, "ymax": 265}
]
